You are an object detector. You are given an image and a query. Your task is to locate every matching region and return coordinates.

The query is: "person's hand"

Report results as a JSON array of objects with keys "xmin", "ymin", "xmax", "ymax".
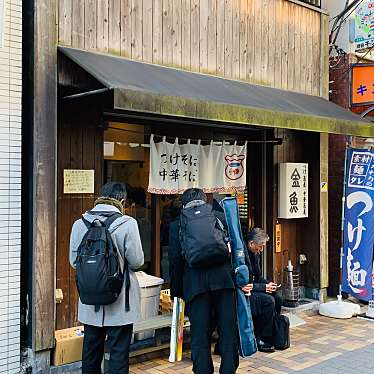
[
  {"xmin": 266, "ymin": 282, "xmax": 277, "ymax": 293},
  {"xmin": 241, "ymin": 284, "xmax": 253, "ymax": 296}
]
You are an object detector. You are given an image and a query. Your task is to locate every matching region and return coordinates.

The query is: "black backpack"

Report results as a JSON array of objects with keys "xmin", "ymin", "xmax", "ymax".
[
  {"xmin": 273, "ymin": 314, "xmax": 290, "ymax": 350},
  {"xmin": 75, "ymin": 211, "xmax": 130, "ymax": 311},
  {"xmin": 179, "ymin": 203, "xmax": 229, "ymax": 268}
]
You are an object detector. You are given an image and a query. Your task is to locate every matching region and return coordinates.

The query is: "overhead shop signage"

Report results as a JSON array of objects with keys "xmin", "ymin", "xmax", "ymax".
[
  {"xmin": 342, "ymin": 149, "xmax": 374, "ymax": 301},
  {"xmin": 148, "ymin": 135, "xmax": 247, "ymax": 195},
  {"xmin": 351, "ymin": 64, "xmax": 374, "ymax": 106},
  {"xmin": 355, "ymin": 1, "xmax": 374, "ymax": 51},
  {"xmin": 278, "ymin": 163, "xmax": 308, "ymax": 219}
]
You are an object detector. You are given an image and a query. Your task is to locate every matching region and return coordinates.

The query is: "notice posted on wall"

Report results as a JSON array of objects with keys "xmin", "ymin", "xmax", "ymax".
[
  {"xmin": 278, "ymin": 163, "xmax": 308, "ymax": 219},
  {"xmin": 63, "ymin": 169, "xmax": 95, "ymax": 194}
]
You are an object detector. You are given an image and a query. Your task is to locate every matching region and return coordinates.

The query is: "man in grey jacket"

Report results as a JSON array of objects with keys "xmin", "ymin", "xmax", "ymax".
[{"xmin": 70, "ymin": 182, "xmax": 144, "ymax": 374}]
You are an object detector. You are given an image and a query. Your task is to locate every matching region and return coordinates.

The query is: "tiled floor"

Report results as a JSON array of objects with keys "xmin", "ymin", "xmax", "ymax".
[{"xmin": 129, "ymin": 314, "xmax": 374, "ymax": 373}]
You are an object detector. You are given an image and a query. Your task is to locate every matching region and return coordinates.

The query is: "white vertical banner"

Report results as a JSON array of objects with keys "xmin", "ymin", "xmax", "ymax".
[
  {"xmin": 278, "ymin": 163, "xmax": 308, "ymax": 219},
  {"xmin": 148, "ymin": 135, "xmax": 247, "ymax": 194}
]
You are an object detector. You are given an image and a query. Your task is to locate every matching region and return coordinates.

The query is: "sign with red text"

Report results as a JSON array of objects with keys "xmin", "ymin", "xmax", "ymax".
[{"xmin": 148, "ymin": 135, "xmax": 247, "ymax": 194}]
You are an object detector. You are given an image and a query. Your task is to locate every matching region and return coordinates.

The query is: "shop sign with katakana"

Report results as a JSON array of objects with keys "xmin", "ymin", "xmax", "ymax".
[
  {"xmin": 278, "ymin": 163, "xmax": 308, "ymax": 219},
  {"xmin": 350, "ymin": 64, "xmax": 374, "ymax": 106},
  {"xmin": 342, "ymin": 149, "xmax": 374, "ymax": 301},
  {"xmin": 148, "ymin": 135, "xmax": 247, "ymax": 194}
]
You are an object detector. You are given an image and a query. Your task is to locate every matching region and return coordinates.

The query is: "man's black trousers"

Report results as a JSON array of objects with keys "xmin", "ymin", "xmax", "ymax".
[
  {"xmin": 82, "ymin": 323, "xmax": 133, "ymax": 374},
  {"xmin": 250, "ymin": 291, "xmax": 282, "ymax": 340},
  {"xmin": 187, "ymin": 289, "xmax": 239, "ymax": 374}
]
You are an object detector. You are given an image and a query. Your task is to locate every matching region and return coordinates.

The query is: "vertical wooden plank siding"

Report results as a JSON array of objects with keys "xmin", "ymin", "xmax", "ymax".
[
  {"xmin": 312, "ymin": 12, "xmax": 320, "ymax": 96},
  {"xmin": 199, "ymin": 0, "xmax": 208, "ymax": 72},
  {"xmin": 252, "ymin": 0, "xmax": 260, "ymax": 83},
  {"xmin": 97, "ymin": 0, "xmax": 109, "ymax": 53},
  {"xmin": 143, "ymin": 0, "xmax": 153, "ymax": 62},
  {"xmin": 281, "ymin": 0, "xmax": 288, "ymax": 89},
  {"xmin": 72, "ymin": 0, "xmax": 85, "ymax": 48},
  {"xmin": 109, "ymin": 0, "xmax": 122, "ymax": 55},
  {"xmin": 224, "ymin": 0, "xmax": 233, "ymax": 78},
  {"xmin": 60, "ymin": 0, "xmax": 323, "ymax": 96},
  {"xmin": 320, "ymin": 13, "xmax": 329, "ymax": 99},
  {"xmin": 181, "ymin": 0, "xmax": 191, "ymax": 70},
  {"xmin": 246, "ymin": 0, "xmax": 254, "ymax": 81},
  {"xmin": 306, "ymin": 9, "xmax": 313, "ymax": 94},
  {"xmin": 190, "ymin": 0, "xmax": 200, "ymax": 70},
  {"xmin": 299, "ymin": 6, "xmax": 307, "ymax": 94},
  {"xmin": 287, "ymin": 2, "xmax": 295, "ymax": 91},
  {"xmin": 267, "ymin": 0, "xmax": 275, "ymax": 87},
  {"xmin": 131, "ymin": 0, "xmax": 143, "ymax": 61},
  {"xmin": 121, "ymin": 0, "xmax": 132, "ymax": 58},
  {"xmin": 294, "ymin": 5, "xmax": 301, "ymax": 93},
  {"xmin": 84, "ymin": 0, "xmax": 97, "ymax": 50},
  {"xmin": 59, "ymin": 0, "xmax": 72, "ymax": 45},
  {"xmin": 239, "ymin": 0, "xmax": 247, "ymax": 80},
  {"xmin": 216, "ymin": 0, "xmax": 225, "ymax": 76},
  {"xmin": 162, "ymin": 0, "xmax": 173, "ymax": 65},
  {"xmin": 273, "ymin": 0, "xmax": 281, "ymax": 88},
  {"xmin": 172, "ymin": 0, "xmax": 182, "ymax": 67},
  {"xmin": 152, "ymin": 0, "xmax": 163, "ymax": 63},
  {"xmin": 232, "ymin": 0, "xmax": 240, "ymax": 78},
  {"xmin": 207, "ymin": 0, "xmax": 217, "ymax": 74}
]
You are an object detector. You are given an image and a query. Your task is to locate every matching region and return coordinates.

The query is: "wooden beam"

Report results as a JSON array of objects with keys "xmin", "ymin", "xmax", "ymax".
[
  {"xmin": 320, "ymin": 133, "xmax": 329, "ymax": 293},
  {"xmin": 319, "ymin": 13, "xmax": 329, "ymax": 99},
  {"xmin": 32, "ymin": 0, "xmax": 57, "ymax": 351},
  {"xmin": 151, "ymin": 194, "xmax": 161, "ymax": 277}
]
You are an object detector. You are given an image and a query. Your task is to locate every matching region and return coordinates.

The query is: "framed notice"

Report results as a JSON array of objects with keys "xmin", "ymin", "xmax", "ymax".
[
  {"xmin": 278, "ymin": 163, "xmax": 308, "ymax": 219},
  {"xmin": 63, "ymin": 169, "xmax": 95, "ymax": 194}
]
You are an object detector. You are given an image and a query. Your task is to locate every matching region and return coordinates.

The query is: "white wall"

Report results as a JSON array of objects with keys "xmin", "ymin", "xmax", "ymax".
[
  {"xmin": 0, "ymin": 0, "xmax": 21, "ymax": 373},
  {"xmin": 323, "ymin": 0, "xmax": 356, "ymax": 54},
  {"xmin": 324, "ymin": 0, "xmax": 374, "ymax": 57}
]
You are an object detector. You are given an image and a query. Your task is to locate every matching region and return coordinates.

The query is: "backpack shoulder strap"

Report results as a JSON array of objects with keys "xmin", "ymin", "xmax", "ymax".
[
  {"xmin": 81, "ymin": 216, "xmax": 92, "ymax": 229},
  {"xmin": 103, "ymin": 212, "xmax": 123, "ymax": 228}
]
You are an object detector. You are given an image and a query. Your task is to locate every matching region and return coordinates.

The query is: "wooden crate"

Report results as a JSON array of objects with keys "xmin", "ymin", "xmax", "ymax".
[{"xmin": 159, "ymin": 289, "xmax": 173, "ymax": 315}]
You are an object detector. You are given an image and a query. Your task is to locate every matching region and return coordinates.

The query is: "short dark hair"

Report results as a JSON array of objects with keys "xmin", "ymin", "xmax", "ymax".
[
  {"xmin": 247, "ymin": 228, "xmax": 269, "ymax": 244},
  {"xmin": 181, "ymin": 188, "xmax": 207, "ymax": 206},
  {"xmin": 100, "ymin": 182, "xmax": 127, "ymax": 201}
]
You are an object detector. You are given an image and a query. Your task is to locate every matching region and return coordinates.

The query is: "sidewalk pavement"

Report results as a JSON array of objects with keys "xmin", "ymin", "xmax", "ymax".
[{"xmin": 129, "ymin": 313, "xmax": 374, "ymax": 373}]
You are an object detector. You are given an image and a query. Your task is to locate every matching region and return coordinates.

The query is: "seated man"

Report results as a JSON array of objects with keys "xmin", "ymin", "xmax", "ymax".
[{"xmin": 244, "ymin": 228, "xmax": 282, "ymax": 353}]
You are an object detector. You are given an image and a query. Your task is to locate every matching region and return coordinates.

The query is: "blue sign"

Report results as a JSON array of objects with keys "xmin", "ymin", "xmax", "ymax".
[{"xmin": 342, "ymin": 149, "xmax": 374, "ymax": 301}]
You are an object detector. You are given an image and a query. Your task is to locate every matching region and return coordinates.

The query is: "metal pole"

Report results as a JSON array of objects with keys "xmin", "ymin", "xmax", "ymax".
[{"xmin": 339, "ymin": 143, "xmax": 349, "ymax": 297}]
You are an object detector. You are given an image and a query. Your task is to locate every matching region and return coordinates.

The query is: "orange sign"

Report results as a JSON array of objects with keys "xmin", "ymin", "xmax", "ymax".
[
  {"xmin": 351, "ymin": 64, "xmax": 374, "ymax": 106},
  {"xmin": 275, "ymin": 224, "xmax": 282, "ymax": 253}
]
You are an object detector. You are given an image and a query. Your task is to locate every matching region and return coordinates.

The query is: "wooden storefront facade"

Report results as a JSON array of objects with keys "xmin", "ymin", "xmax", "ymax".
[{"xmin": 24, "ymin": 0, "xmax": 374, "ymax": 370}]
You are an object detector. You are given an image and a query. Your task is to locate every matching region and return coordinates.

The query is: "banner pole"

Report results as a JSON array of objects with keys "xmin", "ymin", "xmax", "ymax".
[{"xmin": 339, "ymin": 144, "xmax": 349, "ymax": 298}]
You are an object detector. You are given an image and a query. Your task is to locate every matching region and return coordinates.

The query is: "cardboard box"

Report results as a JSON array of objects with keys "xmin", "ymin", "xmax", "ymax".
[{"xmin": 53, "ymin": 326, "xmax": 84, "ymax": 366}]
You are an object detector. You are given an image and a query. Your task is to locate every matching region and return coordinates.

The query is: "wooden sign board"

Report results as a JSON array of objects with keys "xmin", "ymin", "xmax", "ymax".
[
  {"xmin": 351, "ymin": 64, "xmax": 374, "ymax": 106},
  {"xmin": 275, "ymin": 224, "xmax": 282, "ymax": 253},
  {"xmin": 63, "ymin": 169, "xmax": 95, "ymax": 194}
]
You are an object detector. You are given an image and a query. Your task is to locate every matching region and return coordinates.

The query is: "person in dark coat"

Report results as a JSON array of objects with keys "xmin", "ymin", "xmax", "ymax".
[
  {"xmin": 168, "ymin": 188, "xmax": 239, "ymax": 374},
  {"xmin": 244, "ymin": 228, "xmax": 283, "ymax": 353}
]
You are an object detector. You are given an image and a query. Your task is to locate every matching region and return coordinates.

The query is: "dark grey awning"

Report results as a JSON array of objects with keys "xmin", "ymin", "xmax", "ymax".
[{"xmin": 59, "ymin": 46, "xmax": 373, "ymax": 137}]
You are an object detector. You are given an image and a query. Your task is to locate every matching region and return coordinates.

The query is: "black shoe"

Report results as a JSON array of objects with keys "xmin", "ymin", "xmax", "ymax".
[{"xmin": 257, "ymin": 339, "xmax": 275, "ymax": 353}]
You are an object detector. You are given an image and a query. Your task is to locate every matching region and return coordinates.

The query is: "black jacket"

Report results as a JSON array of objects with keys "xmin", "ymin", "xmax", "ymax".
[
  {"xmin": 244, "ymin": 248, "xmax": 268, "ymax": 292},
  {"xmin": 168, "ymin": 217, "xmax": 235, "ymax": 303}
]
